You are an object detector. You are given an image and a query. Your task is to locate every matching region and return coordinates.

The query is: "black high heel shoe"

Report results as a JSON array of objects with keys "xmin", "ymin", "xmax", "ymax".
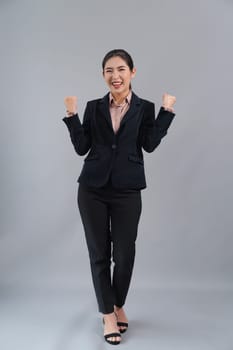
[
  {"xmin": 117, "ymin": 321, "xmax": 128, "ymax": 334},
  {"xmin": 103, "ymin": 317, "xmax": 122, "ymax": 345},
  {"xmin": 114, "ymin": 311, "xmax": 129, "ymax": 334}
]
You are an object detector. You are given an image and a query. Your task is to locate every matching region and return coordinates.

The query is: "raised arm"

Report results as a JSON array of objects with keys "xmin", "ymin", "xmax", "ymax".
[
  {"xmin": 139, "ymin": 93, "xmax": 176, "ymax": 152},
  {"xmin": 62, "ymin": 96, "xmax": 92, "ymax": 156}
]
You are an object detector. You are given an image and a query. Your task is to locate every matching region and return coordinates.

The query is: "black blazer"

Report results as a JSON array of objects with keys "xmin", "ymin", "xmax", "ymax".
[{"xmin": 62, "ymin": 91, "xmax": 175, "ymax": 190}]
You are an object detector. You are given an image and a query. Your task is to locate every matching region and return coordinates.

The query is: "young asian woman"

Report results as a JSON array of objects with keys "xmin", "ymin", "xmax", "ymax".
[{"xmin": 62, "ymin": 49, "xmax": 176, "ymax": 345}]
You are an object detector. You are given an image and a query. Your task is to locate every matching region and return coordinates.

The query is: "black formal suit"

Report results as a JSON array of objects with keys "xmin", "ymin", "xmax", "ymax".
[
  {"xmin": 62, "ymin": 91, "xmax": 175, "ymax": 190},
  {"xmin": 62, "ymin": 91, "xmax": 175, "ymax": 314}
]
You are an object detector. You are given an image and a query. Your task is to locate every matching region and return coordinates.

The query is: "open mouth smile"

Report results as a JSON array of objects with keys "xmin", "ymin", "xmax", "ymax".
[{"xmin": 112, "ymin": 81, "xmax": 123, "ymax": 88}]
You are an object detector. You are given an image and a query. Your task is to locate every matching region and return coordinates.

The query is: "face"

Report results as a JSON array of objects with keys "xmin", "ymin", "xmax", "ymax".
[{"xmin": 103, "ymin": 56, "xmax": 136, "ymax": 97}]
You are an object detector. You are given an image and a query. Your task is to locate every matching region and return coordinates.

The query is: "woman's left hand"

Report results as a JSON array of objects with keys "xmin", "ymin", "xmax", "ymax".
[{"xmin": 162, "ymin": 93, "xmax": 176, "ymax": 112}]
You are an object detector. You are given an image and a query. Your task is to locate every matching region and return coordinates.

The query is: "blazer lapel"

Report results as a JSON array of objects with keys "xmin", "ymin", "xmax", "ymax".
[
  {"xmin": 99, "ymin": 93, "xmax": 113, "ymax": 130},
  {"xmin": 119, "ymin": 92, "xmax": 141, "ymax": 128},
  {"xmin": 99, "ymin": 91, "xmax": 142, "ymax": 132}
]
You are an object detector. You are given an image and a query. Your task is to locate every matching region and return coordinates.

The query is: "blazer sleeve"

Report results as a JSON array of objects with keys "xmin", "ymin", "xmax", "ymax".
[
  {"xmin": 62, "ymin": 102, "xmax": 92, "ymax": 156},
  {"xmin": 139, "ymin": 102, "xmax": 175, "ymax": 153}
]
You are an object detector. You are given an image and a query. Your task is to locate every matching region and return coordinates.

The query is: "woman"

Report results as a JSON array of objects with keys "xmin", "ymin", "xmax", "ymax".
[{"xmin": 62, "ymin": 49, "xmax": 176, "ymax": 345}]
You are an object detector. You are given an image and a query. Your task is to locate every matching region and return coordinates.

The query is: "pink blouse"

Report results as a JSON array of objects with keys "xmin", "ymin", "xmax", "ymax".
[{"xmin": 109, "ymin": 90, "xmax": 132, "ymax": 133}]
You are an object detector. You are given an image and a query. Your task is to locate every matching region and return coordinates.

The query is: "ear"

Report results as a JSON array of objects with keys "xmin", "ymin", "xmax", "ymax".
[{"xmin": 131, "ymin": 67, "xmax": 136, "ymax": 78}]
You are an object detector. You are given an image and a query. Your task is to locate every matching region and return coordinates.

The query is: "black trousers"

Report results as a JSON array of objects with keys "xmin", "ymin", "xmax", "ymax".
[{"xmin": 77, "ymin": 179, "xmax": 142, "ymax": 314}]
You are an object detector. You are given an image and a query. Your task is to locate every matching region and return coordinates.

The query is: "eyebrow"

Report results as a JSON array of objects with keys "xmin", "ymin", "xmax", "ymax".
[{"xmin": 105, "ymin": 65, "xmax": 127, "ymax": 70}]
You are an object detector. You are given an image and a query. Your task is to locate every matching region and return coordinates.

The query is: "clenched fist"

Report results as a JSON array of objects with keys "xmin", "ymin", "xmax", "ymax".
[
  {"xmin": 64, "ymin": 96, "xmax": 78, "ymax": 117},
  {"xmin": 162, "ymin": 93, "xmax": 176, "ymax": 112}
]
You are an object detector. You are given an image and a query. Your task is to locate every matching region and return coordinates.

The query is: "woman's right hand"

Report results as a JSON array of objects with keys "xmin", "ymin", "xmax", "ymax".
[{"xmin": 64, "ymin": 96, "xmax": 78, "ymax": 117}]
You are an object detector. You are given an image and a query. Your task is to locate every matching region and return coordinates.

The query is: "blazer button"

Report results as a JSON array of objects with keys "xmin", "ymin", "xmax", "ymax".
[{"xmin": 112, "ymin": 144, "xmax": 117, "ymax": 149}]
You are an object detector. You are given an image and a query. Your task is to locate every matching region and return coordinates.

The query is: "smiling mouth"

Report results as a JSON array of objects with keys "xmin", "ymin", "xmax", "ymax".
[{"xmin": 112, "ymin": 82, "xmax": 123, "ymax": 88}]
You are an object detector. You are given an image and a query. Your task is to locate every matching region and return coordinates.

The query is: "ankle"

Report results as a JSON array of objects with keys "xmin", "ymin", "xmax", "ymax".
[
  {"xmin": 103, "ymin": 312, "xmax": 117, "ymax": 321},
  {"xmin": 115, "ymin": 305, "xmax": 126, "ymax": 314}
]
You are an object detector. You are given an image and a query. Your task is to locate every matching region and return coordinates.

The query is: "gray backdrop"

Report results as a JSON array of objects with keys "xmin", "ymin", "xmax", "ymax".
[{"xmin": 1, "ymin": 0, "xmax": 233, "ymax": 349}]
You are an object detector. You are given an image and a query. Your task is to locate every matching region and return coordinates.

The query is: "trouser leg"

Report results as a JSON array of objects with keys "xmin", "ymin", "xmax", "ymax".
[
  {"xmin": 77, "ymin": 184, "xmax": 115, "ymax": 314},
  {"xmin": 110, "ymin": 190, "xmax": 142, "ymax": 308}
]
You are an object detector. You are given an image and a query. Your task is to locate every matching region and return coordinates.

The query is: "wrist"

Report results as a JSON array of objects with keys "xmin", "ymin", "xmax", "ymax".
[
  {"xmin": 162, "ymin": 105, "xmax": 174, "ymax": 113},
  {"xmin": 66, "ymin": 110, "xmax": 77, "ymax": 117}
]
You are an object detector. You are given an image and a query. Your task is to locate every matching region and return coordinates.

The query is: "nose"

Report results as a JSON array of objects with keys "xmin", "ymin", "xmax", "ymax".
[{"xmin": 112, "ymin": 69, "xmax": 120, "ymax": 80}]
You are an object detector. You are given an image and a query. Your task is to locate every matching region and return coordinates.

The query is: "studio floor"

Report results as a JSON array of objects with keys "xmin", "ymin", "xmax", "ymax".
[{"xmin": 1, "ymin": 286, "xmax": 232, "ymax": 350}]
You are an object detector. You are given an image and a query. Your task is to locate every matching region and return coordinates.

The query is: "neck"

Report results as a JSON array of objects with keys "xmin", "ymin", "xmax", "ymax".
[{"xmin": 111, "ymin": 90, "xmax": 130, "ymax": 105}]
